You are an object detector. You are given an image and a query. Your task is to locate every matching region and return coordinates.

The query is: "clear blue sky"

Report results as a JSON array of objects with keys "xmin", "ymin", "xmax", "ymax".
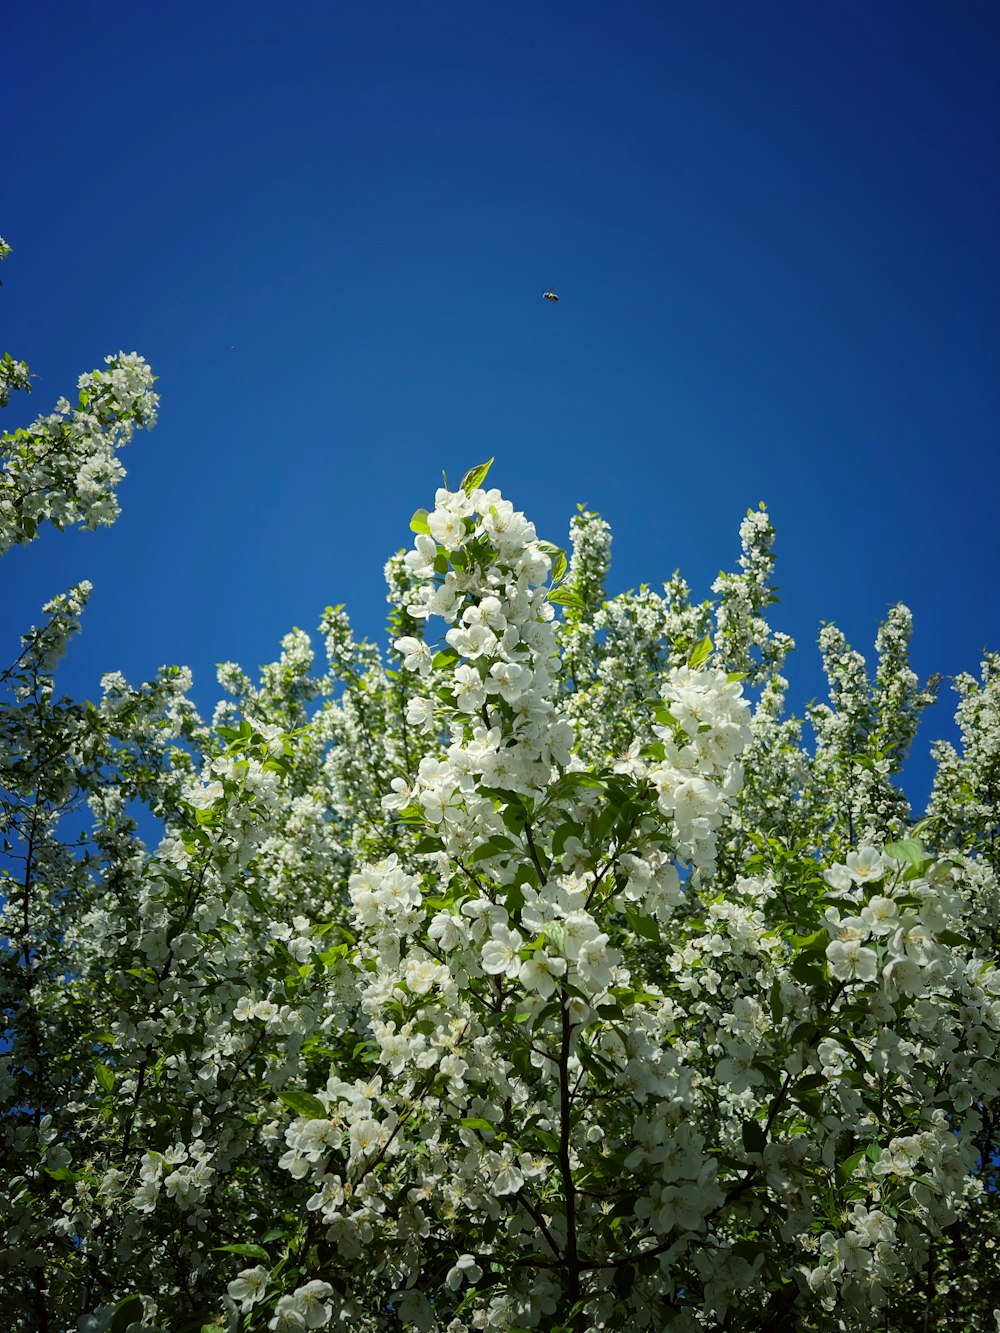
[{"xmin": 4, "ymin": 0, "xmax": 998, "ymax": 810}]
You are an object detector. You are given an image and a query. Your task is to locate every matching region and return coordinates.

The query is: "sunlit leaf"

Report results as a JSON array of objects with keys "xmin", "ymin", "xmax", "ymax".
[{"xmin": 460, "ymin": 458, "xmax": 493, "ymax": 494}]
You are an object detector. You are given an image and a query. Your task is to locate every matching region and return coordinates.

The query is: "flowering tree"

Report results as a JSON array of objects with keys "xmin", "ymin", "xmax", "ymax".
[{"xmin": 2, "ymin": 238, "xmax": 999, "ymax": 1332}]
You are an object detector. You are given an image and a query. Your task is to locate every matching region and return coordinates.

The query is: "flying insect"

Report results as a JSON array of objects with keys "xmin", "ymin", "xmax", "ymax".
[{"xmin": 543, "ymin": 290, "xmax": 559, "ymax": 302}]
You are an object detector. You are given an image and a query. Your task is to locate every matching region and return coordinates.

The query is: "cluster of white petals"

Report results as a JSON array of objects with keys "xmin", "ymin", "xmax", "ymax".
[{"xmin": 1, "ymin": 349, "xmax": 157, "ymax": 552}]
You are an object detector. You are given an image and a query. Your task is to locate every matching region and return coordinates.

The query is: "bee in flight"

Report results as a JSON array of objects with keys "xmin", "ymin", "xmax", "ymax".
[{"xmin": 543, "ymin": 290, "xmax": 559, "ymax": 302}]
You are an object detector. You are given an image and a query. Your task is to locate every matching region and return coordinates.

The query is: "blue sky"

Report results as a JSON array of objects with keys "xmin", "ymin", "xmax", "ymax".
[{"xmin": 4, "ymin": 0, "xmax": 998, "ymax": 810}]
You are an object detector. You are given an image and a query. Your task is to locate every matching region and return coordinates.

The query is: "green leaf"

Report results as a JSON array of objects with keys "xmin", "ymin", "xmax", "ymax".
[
  {"xmin": 788, "ymin": 1021, "xmax": 819, "ymax": 1047},
  {"xmin": 792, "ymin": 1087, "xmax": 823, "ymax": 1117},
  {"xmin": 500, "ymin": 801, "xmax": 529, "ymax": 836},
  {"xmin": 214, "ymin": 1242, "xmax": 270, "ymax": 1259},
  {"xmin": 794, "ymin": 1072, "xmax": 826, "ymax": 1092},
  {"xmin": 790, "ymin": 927, "xmax": 827, "ymax": 953},
  {"xmin": 95, "ymin": 1061, "xmax": 115, "ymax": 1093},
  {"xmin": 535, "ymin": 540, "xmax": 568, "ymax": 585},
  {"xmin": 394, "ymin": 803, "xmax": 427, "ymax": 826},
  {"xmin": 836, "ymin": 1148, "xmax": 867, "ymax": 1187},
  {"xmin": 742, "ymin": 1119, "xmax": 767, "ymax": 1155},
  {"xmin": 885, "ymin": 838, "xmax": 926, "ymax": 867},
  {"xmin": 467, "ymin": 835, "xmax": 517, "ymax": 864},
  {"xmin": 460, "ymin": 458, "xmax": 494, "ymax": 494},
  {"xmin": 790, "ymin": 953, "xmax": 826, "ymax": 987},
  {"xmin": 533, "ymin": 1128, "xmax": 560, "ymax": 1152},
  {"xmin": 45, "ymin": 1165, "xmax": 80, "ymax": 1182},
  {"xmin": 547, "ymin": 771, "xmax": 606, "ymax": 802},
  {"xmin": 835, "ymin": 1035, "xmax": 871, "ymax": 1072},
  {"xmin": 548, "ymin": 585, "xmax": 585, "ymax": 612},
  {"xmin": 410, "ymin": 508, "xmax": 431, "ymax": 535},
  {"xmin": 111, "ymin": 1296, "xmax": 144, "ymax": 1333},
  {"xmin": 277, "ymin": 1090, "xmax": 327, "ymax": 1120},
  {"xmin": 504, "ymin": 880, "xmax": 525, "ymax": 916},
  {"xmin": 591, "ymin": 1180, "xmax": 631, "ymax": 1216},
  {"xmin": 551, "ymin": 819, "xmax": 584, "ymax": 857},
  {"xmin": 625, "ymin": 906, "xmax": 660, "ymax": 944},
  {"xmin": 688, "ymin": 632, "xmax": 713, "ymax": 669},
  {"xmin": 652, "ymin": 704, "xmax": 681, "ymax": 729},
  {"xmin": 588, "ymin": 805, "xmax": 618, "ymax": 848},
  {"xmin": 460, "ymin": 1117, "xmax": 494, "ymax": 1132},
  {"xmin": 123, "ymin": 967, "xmax": 157, "ymax": 985},
  {"xmin": 938, "ymin": 929, "xmax": 970, "ymax": 947}
]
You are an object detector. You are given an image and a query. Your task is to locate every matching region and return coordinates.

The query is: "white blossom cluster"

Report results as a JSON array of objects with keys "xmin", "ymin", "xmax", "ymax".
[
  {"xmin": 0, "ymin": 351, "xmax": 31, "ymax": 408},
  {"xmin": 2, "ymin": 405, "xmax": 999, "ymax": 1331},
  {"xmin": 0, "ymin": 240, "xmax": 35, "ymax": 406},
  {"xmin": 1, "ymin": 350, "xmax": 158, "ymax": 552}
]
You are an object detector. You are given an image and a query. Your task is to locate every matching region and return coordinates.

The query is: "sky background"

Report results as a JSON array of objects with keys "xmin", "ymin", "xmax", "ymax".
[{"xmin": 3, "ymin": 0, "xmax": 998, "ymax": 812}]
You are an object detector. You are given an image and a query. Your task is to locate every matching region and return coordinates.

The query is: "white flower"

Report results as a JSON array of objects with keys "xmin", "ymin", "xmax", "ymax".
[
  {"xmin": 394, "ymin": 635, "xmax": 432, "ymax": 674},
  {"xmin": 405, "ymin": 695, "xmax": 435, "ymax": 731},
  {"xmin": 860, "ymin": 895, "xmax": 898, "ymax": 935},
  {"xmin": 428, "ymin": 910, "xmax": 468, "ymax": 951},
  {"xmin": 613, "ymin": 740, "xmax": 646, "ymax": 778},
  {"xmin": 349, "ymin": 1118, "xmax": 384, "ymax": 1158},
  {"xmin": 487, "ymin": 661, "xmax": 530, "ymax": 703},
  {"xmin": 823, "ymin": 863, "xmax": 853, "ymax": 892},
  {"xmin": 452, "ymin": 664, "xmax": 487, "ymax": 711},
  {"xmin": 293, "ymin": 1280, "xmax": 335, "ymax": 1328},
  {"xmin": 826, "ymin": 937, "xmax": 878, "ymax": 983},
  {"xmin": 428, "ymin": 507, "xmax": 467, "ymax": 548},
  {"xmin": 185, "ymin": 780, "xmax": 224, "ymax": 810},
  {"xmin": 447, "ymin": 622, "xmax": 496, "ymax": 659},
  {"xmin": 845, "ymin": 847, "xmax": 886, "ymax": 884},
  {"xmin": 481, "ymin": 925, "xmax": 524, "ymax": 978},
  {"xmin": 716, "ymin": 1051, "xmax": 762, "ymax": 1095},
  {"xmin": 574, "ymin": 936, "xmax": 614, "ymax": 991},
  {"xmin": 228, "ymin": 1265, "xmax": 269, "ymax": 1311},
  {"xmin": 307, "ymin": 1173, "xmax": 345, "ymax": 1213},
  {"xmin": 270, "ymin": 1295, "xmax": 307, "ymax": 1331},
  {"xmin": 446, "ymin": 1253, "xmax": 483, "ymax": 1290},
  {"xmin": 492, "ymin": 1150, "xmax": 525, "ymax": 1196},
  {"xmin": 881, "ymin": 954, "xmax": 925, "ymax": 998},
  {"xmin": 277, "ymin": 1148, "xmax": 311, "ymax": 1179},
  {"xmin": 404, "ymin": 958, "xmax": 442, "ymax": 995},
  {"xmin": 440, "ymin": 1051, "xmax": 468, "ymax": 1081},
  {"xmin": 131, "ymin": 1180, "xmax": 159, "ymax": 1213},
  {"xmin": 519, "ymin": 948, "xmax": 567, "ymax": 998},
  {"xmin": 560, "ymin": 910, "xmax": 599, "ymax": 959},
  {"xmin": 381, "ymin": 777, "xmax": 413, "ymax": 812},
  {"xmin": 163, "ymin": 1167, "xmax": 198, "ymax": 1203}
]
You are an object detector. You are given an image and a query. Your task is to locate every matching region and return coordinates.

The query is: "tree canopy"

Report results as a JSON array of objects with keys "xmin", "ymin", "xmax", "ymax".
[{"xmin": 2, "ymin": 238, "xmax": 999, "ymax": 1332}]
